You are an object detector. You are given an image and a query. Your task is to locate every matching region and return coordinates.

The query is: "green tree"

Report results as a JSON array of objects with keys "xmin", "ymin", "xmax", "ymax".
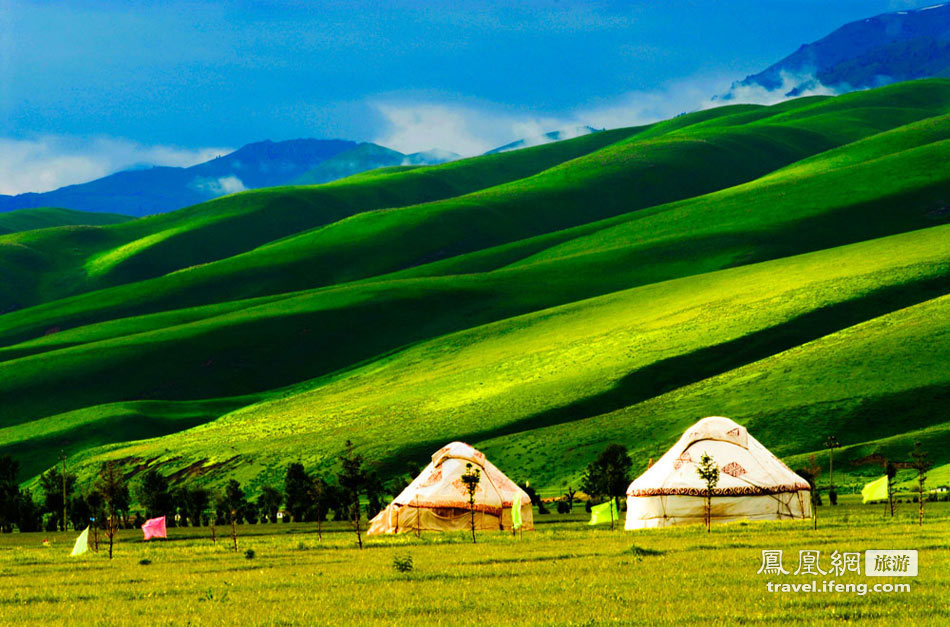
[
  {"xmin": 179, "ymin": 486, "xmax": 210, "ymax": 527},
  {"xmin": 460, "ymin": 463, "xmax": 481, "ymax": 544},
  {"xmin": 218, "ymin": 479, "xmax": 248, "ymax": 551},
  {"xmin": 886, "ymin": 461, "xmax": 898, "ymax": 518},
  {"xmin": 564, "ymin": 486, "xmax": 577, "ymax": 513},
  {"xmin": 257, "ymin": 486, "xmax": 282, "ymax": 523},
  {"xmin": 284, "ymin": 463, "xmax": 313, "ymax": 522},
  {"xmin": 801, "ymin": 454, "xmax": 822, "ymax": 530},
  {"xmin": 68, "ymin": 495, "xmax": 92, "ymax": 532},
  {"xmin": 581, "ymin": 444, "xmax": 632, "ymax": 530},
  {"xmin": 138, "ymin": 470, "xmax": 174, "ymax": 520},
  {"xmin": 825, "ymin": 435, "xmax": 840, "ymax": 506},
  {"xmin": 96, "ymin": 461, "xmax": 129, "ymax": 559},
  {"xmin": 337, "ymin": 441, "xmax": 368, "ymax": 549},
  {"xmin": 39, "ymin": 466, "xmax": 77, "ymax": 531},
  {"xmin": 696, "ymin": 452, "xmax": 719, "ymax": 533},
  {"xmin": 386, "ymin": 461, "xmax": 422, "ymax": 499},
  {"xmin": 910, "ymin": 442, "xmax": 933, "ymax": 526},
  {"xmin": 518, "ymin": 482, "xmax": 540, "ymax": 506},
  {"xmin": 0, "ymin": 456, "xmax": 19, "ymax": 533},
  {"xmin": 16, "ymin": 490, "xmax": 43, "ymax": 533},
  {"xmin": 312, "ymin": 477, "xmax": 337, "ymax": 521},
  {"xmin": 243, "ymin": 499, "xmax": 259, "ymax": 524},
  {"xmin": 365, "ymin": 471, "xmax": 385, "ymax": 519},
  {"xmin": 307, "ymin": 477, "xmax": 332, "ymax": 539},
  {"xmin": 84, "ymin": 490, "xmax": 106, "ymax": 548}
]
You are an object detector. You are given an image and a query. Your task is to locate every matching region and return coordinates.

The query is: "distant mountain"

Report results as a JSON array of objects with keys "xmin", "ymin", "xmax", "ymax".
[
  {"xmin": 484, "ymin": 126, "xmax": 602, "ymax": 155},
  {"xmin": 292, "ymin": 143, "xmax": 457, "ymax": 186},
  {"xmin": 403, "ymin": 148, "xmax": 461, "ymax": 165},
  {"xmin": 721, "ymin": 3, "xmax": 950, "ymax": 100},
  {"xmin": 0, "ymin": 138, "xmax": 460, "ymax": 217},
  {"xmin": 0, "ymin": 138, "xmax": 358, "ymax": 217},
  {"xmin": 0, "ymin": 207, "xmax": 131, "ymax": 235}
]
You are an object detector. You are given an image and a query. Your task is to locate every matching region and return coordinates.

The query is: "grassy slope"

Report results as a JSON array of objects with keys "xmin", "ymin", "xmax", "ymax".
[
  {"xmin": 3, "ymin": 80, "xmax": 949, "ymax": 492},
  {"xmin": 0, "ymin": 126, "xmax": 640, "ymax": 310},
  {"xmin": 0, "ymin": 207, "xmax": 131, "ymax": 235},
  {"xmin": 3, "ymin": 82, "xmax": 948, "ymax": 319},
  {"xmin": 0, "ymin": 396, "xmax": 268, "ymax": 481},
  {"xmin": 54, "ymin": 224, "xmax": 950, "ymax": 491},
  {"xmin": 1, "ymin": 90, "xmax": 948, "ymax": 351},
  {"xmin": 478, "ymin": 293, "xmax": 950, "ymax": 494},
  {"xmin": 0, "ymin": 118, "xmax": 946, "ymax": 429}
]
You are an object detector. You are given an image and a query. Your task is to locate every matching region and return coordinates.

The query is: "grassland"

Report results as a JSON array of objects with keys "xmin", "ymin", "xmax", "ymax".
[
  {"xmin": 0, "ymin": 207, "xmax": 131, "ymax": 236},
  {"xmin": 1, "ymin": 79, "xmax": 949, "ymax": 499},
  {"xmin": 1, "ymin": 497, "xmax": 948, "ymax": 625}
]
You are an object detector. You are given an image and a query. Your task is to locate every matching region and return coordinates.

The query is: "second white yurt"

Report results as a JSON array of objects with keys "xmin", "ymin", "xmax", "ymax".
[
  {"xmin": 368, "ymin": 441, "xmax": 533, "ymax": 535},
  {"xmin": 625, "ymin": 416, "xmax": 811, "ymax": 529}
]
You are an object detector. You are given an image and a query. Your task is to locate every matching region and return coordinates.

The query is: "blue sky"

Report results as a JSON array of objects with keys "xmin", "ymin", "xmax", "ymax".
[{"xmin": 0, "ymin": 0, "xmax": 934, "ymax": 193}]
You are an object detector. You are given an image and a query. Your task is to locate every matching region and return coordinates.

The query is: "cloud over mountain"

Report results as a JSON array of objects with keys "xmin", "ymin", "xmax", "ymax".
[{"xmin": 0, "ymin": 136, "xmax": 229, "ymax": 195}]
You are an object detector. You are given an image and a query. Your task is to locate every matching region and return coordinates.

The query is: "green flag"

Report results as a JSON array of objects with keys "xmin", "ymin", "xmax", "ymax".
[
  {"xmin": 511, "ymin": 492, "xmax": 523, "ymax": 530},
  {"xmin": 862, "ymin": 475, "xmax": 888, "ymax": 503},
  {"xmin": 588, "ymin": 499, "xmax": 619, "ymax": 525},
  {"xmin": 70, "ymin": 526, "xmax": 89, "ymax": 557}
]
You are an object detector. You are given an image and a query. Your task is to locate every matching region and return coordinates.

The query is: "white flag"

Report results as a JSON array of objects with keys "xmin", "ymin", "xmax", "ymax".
[{"xmin": 70, "ymin": 526, "xmax": 89, "ymax": 557}]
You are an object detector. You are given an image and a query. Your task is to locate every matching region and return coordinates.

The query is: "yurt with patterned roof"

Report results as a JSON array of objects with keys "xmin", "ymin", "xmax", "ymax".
[
  {"xmin": 625, "ymin": 416, "xmax": 811, "ymax": 529},
  {"xmin": 368, "ymin": 442, "xmax": 534, "ymax": 535}
]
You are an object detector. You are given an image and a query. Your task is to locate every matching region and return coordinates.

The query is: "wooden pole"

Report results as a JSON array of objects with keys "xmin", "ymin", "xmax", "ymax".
[
  {"xmin": 354, "ymin": 496, "xmax": 363, "ymax": 549},
  {"xmin": 107, "ymin": 512, "xmax": 115, "ymax": 559},
  {"xmin": 60, "ymin": 452, "xmax": 67, "ymax": 532}
]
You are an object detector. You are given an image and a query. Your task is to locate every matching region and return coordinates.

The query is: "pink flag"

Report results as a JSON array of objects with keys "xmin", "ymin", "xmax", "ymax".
[{"xmin": 142, "ymin": 516, "xmax": 167, "ymax": 540}]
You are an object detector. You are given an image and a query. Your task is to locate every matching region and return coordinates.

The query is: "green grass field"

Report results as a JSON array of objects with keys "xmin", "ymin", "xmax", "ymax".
[
  {"xmin": 2, "ymin": 498, "xmax": 948, "ymax": 625},
  {"xmin": 2, "ymin": 79, "xmax": 949, "ymax": 500},
  {"xmin": 0, "ymin": 207, "xmax": 131, "ymax": 236}
]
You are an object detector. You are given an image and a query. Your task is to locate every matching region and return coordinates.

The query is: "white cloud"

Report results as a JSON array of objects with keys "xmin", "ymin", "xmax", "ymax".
[
  {"xmin": 717, "ymin": 71, "xmax": 839, "ymax": 106},
  {"xmin": 577, "ymin": 75, "xmax": 733, "ymax": 130},
  {"xmin": 373, "ymin": 101, "xmax": 571, "ymax": 156},
  {"xmin": 189, "ymin": 175, "xmax": 246, "ymax": 195},
  {"xmin": 2, "ymin": 72, "xmax": 846, "ymax": 195},
  {"xmin": 372, "ymin": 72, "xmax": 847, "ymax": 157},
  {"xmin": 371, "ymin": 76, "xmax": 726, "ymax": 156},
  {"xmin": 0, "ymin": 136, "xmax": 231, "ymax": 195}
]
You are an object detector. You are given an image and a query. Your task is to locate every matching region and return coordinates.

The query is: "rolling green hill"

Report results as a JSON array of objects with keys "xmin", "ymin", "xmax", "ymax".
[
  {"xmin": 3, "ymin": 79, "xmax": 949, "ymax": 499},
  {"xmin": 0, "ymin": 126, "xmax": 641, "ymax": 312},
  {"xmin": 0, "ymin": 207, "xmax": 131, "ymax": 235}
]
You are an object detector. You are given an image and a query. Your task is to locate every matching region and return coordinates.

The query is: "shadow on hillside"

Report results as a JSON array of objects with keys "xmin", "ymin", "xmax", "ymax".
[{"xmin": 377, "ymin": 273, "xmax": 949, "ymax": 475}]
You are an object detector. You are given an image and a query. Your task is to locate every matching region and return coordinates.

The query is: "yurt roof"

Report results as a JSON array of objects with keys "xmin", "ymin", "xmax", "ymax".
[
  {"xmin": 393, "ymin": 442, "xmax": 529, "ymax": 514},
  {"xmin": 627, "ymin": 417, "xmax": 810, "ymax": 498}
]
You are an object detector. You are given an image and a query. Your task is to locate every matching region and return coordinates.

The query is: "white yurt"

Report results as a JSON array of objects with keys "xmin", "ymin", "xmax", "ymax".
[
  {"xmin": 625, "ymin": 416, "xmax": 811, "ymax": 529},
  {"xmin": 368, "ymin": 441, "xmax": 534, "ymax": 535}
]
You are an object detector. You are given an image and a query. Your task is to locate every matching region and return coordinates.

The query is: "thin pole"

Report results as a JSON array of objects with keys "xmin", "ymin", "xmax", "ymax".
[
  {"xmin": 829, "ymin": 450, "xmax": 834, "ymax": 489},
  {"xmin": 60, "ymin": 452, "xmax": 67, "ymax": 531}
]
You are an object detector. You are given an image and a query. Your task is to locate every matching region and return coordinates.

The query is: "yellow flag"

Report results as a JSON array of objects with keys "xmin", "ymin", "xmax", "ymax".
[
  {"xmin": 862, "ymin": 475, "xmax": 888, "ymax": 503},
  {"xmin": 588, "ymin": 499, "xmax": 619, "ymax": 525},
  {"xmin": 70, "ymin": 526, "xmax": 89, "ymax": 557},
  {"xmin": 511, "ymin": 492, "xmax": 523, "ymax": 530}
]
